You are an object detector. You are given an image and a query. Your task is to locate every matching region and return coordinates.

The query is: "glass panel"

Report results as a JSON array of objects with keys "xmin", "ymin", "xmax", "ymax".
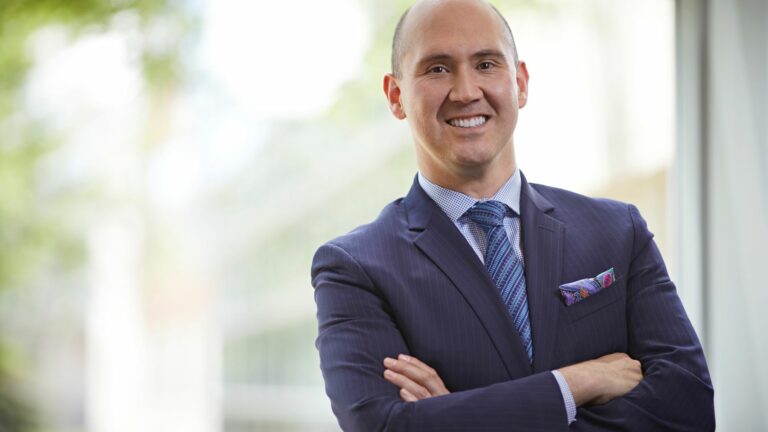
[{"xmin": 0, "ymin": 0, "xmax": 674, "ymax": 431}]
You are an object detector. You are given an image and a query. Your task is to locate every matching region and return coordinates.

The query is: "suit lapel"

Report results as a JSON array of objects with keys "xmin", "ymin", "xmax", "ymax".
[
  {"xmin": 403, "ymin": 177, "xmax": 532, "ymax": 378},
  {"xmin": 519, "ymin": 174, "xmax": 565, "ymax": 373}
]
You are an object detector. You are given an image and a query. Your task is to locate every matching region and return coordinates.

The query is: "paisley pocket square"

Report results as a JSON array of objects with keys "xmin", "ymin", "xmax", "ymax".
[{"xmin": 559, "ymin": 268, "xmax": 616, "ymax": 306}]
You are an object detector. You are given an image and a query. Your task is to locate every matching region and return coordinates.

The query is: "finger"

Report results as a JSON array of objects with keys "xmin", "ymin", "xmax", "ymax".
[
  {"xmin": 398, "ymin": 354, "xmax": 443, "ymax": 379},
  {"xmin": 400, "ymin": 388, "xmax": 418, "ymax": 402},
  {"xmin": 385, "ymin": 356, "xmax": 431, "ymax": 381},
  {"xmin": 396, "ymin": 355, "xmax": 449, "ymax": 396},
  {"xmin": 384, "ymin": 354, "xmax": 450, "ymax": 396},
  {"xmin": 383, "ymin": 368, "xmax": 430, "ymax": 399},
  {"xmin": 398, "ymin": 354, "xmax": 434, "ymax": 371},
  {"xmin": 386, "ymin": 359, "xmax": 438, "ymax": 394}
]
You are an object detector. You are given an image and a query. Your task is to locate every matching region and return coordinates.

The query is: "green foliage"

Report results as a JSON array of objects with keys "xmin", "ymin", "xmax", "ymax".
[
  {"xmin": 0, "ymin": 383, "xmax": 36, "ymax": 432},
  {"xmin": 0, "ymin": 342, "xmax": 36, "ymax": 432},
  {"xmin": 0, "ymin": 137, "xmax": 60, "ymax": 290},
  {"xmin": 0, "ymin": 0, "xmax": 185, "ymax": 288},
  {"xmin": 0, "ymin": 0, "xmax": 190, "ymax": 430},
  {"xmin": 0, "ymin": 0, "xmax": 181, "ymax": 114}
]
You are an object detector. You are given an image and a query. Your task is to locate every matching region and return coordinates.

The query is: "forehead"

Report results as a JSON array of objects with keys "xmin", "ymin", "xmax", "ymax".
[{"xmin": 402, "ymin": 1, "xmax": 510, "ymax": 62}]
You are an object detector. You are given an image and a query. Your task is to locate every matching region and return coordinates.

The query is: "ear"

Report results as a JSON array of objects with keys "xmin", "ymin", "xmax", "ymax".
[
  {"xmin": 383, "ymin": 73, "xmax": 407, "ymax": 119},
  {"xmin": 515, "ymin": 61, "xmax": 530, "ymax": 109}
]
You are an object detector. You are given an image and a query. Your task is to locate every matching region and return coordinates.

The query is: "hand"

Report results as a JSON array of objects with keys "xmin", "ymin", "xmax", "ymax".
[
  {"xmin": 558, "ymin": 352, "xmax": 643, "ymax": 406},
  {"xmin": 383, "ymin": 354, "xmax": 450, "ymax": 401}
]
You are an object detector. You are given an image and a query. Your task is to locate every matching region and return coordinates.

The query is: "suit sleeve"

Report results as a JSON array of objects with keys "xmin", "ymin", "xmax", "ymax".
[
  {"xmin": 312, "ymin": 242, "xmax": 569, "ymax": 432},
  {"xmin": 571, "ymin": 205, "xmax": 715, "ymax": 431}
]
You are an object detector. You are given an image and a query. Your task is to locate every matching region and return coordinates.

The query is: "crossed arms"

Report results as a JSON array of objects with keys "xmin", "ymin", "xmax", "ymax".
[
  {"xmin": 383, "ymin": 351, "xmax": 642, "ymax": 407},
  {"xmin": 312, "ymin": 206, "xmax": 714, "ymax": 431}
]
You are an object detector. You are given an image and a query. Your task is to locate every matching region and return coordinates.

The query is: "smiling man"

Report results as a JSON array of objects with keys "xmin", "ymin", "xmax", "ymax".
[{"xmin": 311, "ymin": 0, "xmax": 714, "ymax": 430}]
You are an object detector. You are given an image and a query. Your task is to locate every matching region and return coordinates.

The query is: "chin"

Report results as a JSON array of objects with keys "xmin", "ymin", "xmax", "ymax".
[
  {"xmin": 451, "ymin": 155, "xmax": 496, "ymax": 172},
  {"xmin": 453, "ymin": 145, "xmax": 499, "ymax": 163}
]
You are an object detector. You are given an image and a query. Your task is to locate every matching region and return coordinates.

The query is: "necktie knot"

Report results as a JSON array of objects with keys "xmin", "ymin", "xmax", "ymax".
[{"xmin": 466, "ymin": 200, "xmax": 508, "ymax": 231}]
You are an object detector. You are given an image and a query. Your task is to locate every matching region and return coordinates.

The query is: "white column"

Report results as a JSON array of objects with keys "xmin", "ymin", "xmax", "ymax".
[
  {"xmin": 707, "ymin": 0, "xmax": 768, "ymax": 429},
  {"xmin": 673, "ymin": 0, "xmax": 707, "ymax": 336},
  {"xmin": 85, "ymin": 214, "xmax": 146, "ymax": 432}
]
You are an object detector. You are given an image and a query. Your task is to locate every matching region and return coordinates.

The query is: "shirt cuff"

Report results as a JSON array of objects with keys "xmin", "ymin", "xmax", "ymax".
[{"xmin": 551, "ymin": 370, "xmax": 577, "ymax": 424}]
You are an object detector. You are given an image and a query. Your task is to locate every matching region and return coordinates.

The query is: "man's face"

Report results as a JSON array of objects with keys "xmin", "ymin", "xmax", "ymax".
[{"xmin": 384, "ymin": 0, "xmax": 528, "ymax": 186}]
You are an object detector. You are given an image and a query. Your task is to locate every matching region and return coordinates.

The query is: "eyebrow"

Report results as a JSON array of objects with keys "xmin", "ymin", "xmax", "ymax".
[
  {"xmin": 415, "ymin": 49, "xmax": 509, "ymax": 66},
  {"xmin": 472, "ymin": 49, "xmax": 508, "ymax": 60}
]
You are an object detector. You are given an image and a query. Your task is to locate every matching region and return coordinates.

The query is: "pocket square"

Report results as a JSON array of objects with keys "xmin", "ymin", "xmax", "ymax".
[{"xmin": 559, "ymin": 268, "xmax": 616, "ymax": 306}]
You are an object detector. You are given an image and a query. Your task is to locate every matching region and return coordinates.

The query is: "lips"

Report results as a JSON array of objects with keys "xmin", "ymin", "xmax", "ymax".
[{"xmin": 447, "ymin": 115, "xmax": 488, "ymax": 128}]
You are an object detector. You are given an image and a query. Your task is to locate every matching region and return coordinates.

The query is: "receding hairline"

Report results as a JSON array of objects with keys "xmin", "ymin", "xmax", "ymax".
[{"xmin": 390, "ymin": 0, "xmax": 519, "ymax": 79}]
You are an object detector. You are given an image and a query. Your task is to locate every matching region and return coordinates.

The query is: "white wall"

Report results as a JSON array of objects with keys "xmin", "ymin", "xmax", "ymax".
[
  {"xmin": 676, "ymin": 0, "xmax": 768, "ymax": 429},
  {"xmin": 708, "ymin": 0, "xmax": 768, "ymax": 428}
]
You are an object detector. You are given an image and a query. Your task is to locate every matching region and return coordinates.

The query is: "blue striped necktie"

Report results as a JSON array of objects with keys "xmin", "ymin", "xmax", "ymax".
[{"xmin": 466, "ymin": 200, "xmax": 533, "ymax": 363}]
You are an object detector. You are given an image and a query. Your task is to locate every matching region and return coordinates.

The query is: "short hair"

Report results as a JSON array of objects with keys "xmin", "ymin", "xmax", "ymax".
[{"xmin": 390, "ymin": 2, "xmax": 519, "ymax": 79}]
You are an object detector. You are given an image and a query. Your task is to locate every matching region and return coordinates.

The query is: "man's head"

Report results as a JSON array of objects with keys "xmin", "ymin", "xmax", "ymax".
[
  {"xmin": 383, "ymin": 0, "xmax": 529, "ymax": 194},
  {"xmin": 391, "ymin": 2, "xmax": 519, "ymax": 80}
]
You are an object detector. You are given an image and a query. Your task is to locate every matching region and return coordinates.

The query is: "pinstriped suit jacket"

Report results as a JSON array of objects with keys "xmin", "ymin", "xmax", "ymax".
[{"xmin": 311, "ymin": 173, "xmax": 714, "ymax": 431}]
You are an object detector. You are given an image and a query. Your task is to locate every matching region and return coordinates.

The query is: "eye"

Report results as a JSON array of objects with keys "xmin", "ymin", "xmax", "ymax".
[
  {"xmin": 429, "ymin": 65, "xmax": 448, "ymax": 74},
  {"xmin": 478, "ymin": 61, "xmax": 495, "ymax": 70}
]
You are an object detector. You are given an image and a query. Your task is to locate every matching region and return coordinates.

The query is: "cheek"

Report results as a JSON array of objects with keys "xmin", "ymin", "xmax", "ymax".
[
  {"xmin": 409, "ymin": 83, "xmax": 447, "ymax": 115},
  {"xmin": 483, "ymin": 74, "xmax": 516, "ymax": 102}
]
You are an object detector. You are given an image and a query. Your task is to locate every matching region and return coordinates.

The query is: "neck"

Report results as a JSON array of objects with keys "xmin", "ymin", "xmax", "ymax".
[{"xmin": 420, "ymin": 160, "xmax": 517, "ymax": 199}]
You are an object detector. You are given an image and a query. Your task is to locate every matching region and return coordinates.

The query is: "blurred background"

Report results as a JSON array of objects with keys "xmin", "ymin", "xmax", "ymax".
[{"xmin": 0, "ymin": 0, "xmax": 765, "ymax": 431}]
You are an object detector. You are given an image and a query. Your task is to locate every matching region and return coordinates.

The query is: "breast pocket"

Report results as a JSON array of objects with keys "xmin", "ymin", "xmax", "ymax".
[
  {"xmin": 555, "ymin": 280, "xmax": 628, "ymax": 362},
  {"xmin": 561, "ymin": 280, "xmax": 625, "ymax": 323}
]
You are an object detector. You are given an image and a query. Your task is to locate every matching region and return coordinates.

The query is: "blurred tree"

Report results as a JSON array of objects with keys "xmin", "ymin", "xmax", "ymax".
[{"xmin": 0, "ymin": 0, "xmax": 189, "ymax": 430}]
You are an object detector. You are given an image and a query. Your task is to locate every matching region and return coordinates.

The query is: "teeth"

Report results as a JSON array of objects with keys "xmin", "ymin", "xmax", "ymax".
[{"xmin": 449, "ymin": 116, "xmax": 487, "ymax": 128}]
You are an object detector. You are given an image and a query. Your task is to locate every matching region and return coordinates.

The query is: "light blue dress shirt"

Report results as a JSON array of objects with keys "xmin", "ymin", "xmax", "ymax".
[{"xmin": 418, "ymin": 169, "xmax": 577, "ymax": 425}]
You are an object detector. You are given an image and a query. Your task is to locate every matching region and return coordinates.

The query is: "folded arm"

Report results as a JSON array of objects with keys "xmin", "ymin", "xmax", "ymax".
[
  {"xmin": 383, "ymin": 352, "xmax": 642, "ymax": 415},
  {"xmin": 312, "ymin": 242, "xmax": 568, "ymax": 432},
  {"xmin": 569, "ymin": 205, "xmax": 714, "ymax": 431},
  {"xmin": 381, "ymin": 205, "xmax": 715, "ymax": 431}
]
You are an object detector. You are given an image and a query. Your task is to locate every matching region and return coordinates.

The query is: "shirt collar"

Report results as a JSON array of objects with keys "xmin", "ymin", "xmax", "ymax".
[{"xmin": 417, "ymin": 168, "xmax": 522, "ymax": 223}]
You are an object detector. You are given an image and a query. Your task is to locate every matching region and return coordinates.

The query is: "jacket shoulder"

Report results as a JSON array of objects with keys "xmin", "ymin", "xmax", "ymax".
[
  {"xmin": 529, "ymin": 182, "xmax": 634, "ymax": 219},
  {"xmin": 317, "ymin": 197, "xmax": 408, "ymax": 255}
]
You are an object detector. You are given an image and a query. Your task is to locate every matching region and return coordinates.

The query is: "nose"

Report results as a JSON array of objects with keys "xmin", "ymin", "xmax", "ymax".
[{"xmin": 449, "ymin": 70, "xmax": 483, "ymax": 104}]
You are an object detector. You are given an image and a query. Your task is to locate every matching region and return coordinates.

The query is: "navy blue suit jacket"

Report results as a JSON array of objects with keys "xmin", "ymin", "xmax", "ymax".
[{"xmin": 311, "ymin": 174, "xmax": 714, "ymax": 431}]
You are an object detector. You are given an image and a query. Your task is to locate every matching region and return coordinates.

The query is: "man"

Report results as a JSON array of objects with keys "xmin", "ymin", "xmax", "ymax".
[{"xmin": 311, "ymin": 0, "xmax": 714, "ymax": 430}]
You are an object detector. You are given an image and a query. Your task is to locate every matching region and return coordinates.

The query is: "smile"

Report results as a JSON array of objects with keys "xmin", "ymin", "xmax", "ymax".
[{"xmin": 447, "ymin": 116, "xmax": 488, "ymax": 128}]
